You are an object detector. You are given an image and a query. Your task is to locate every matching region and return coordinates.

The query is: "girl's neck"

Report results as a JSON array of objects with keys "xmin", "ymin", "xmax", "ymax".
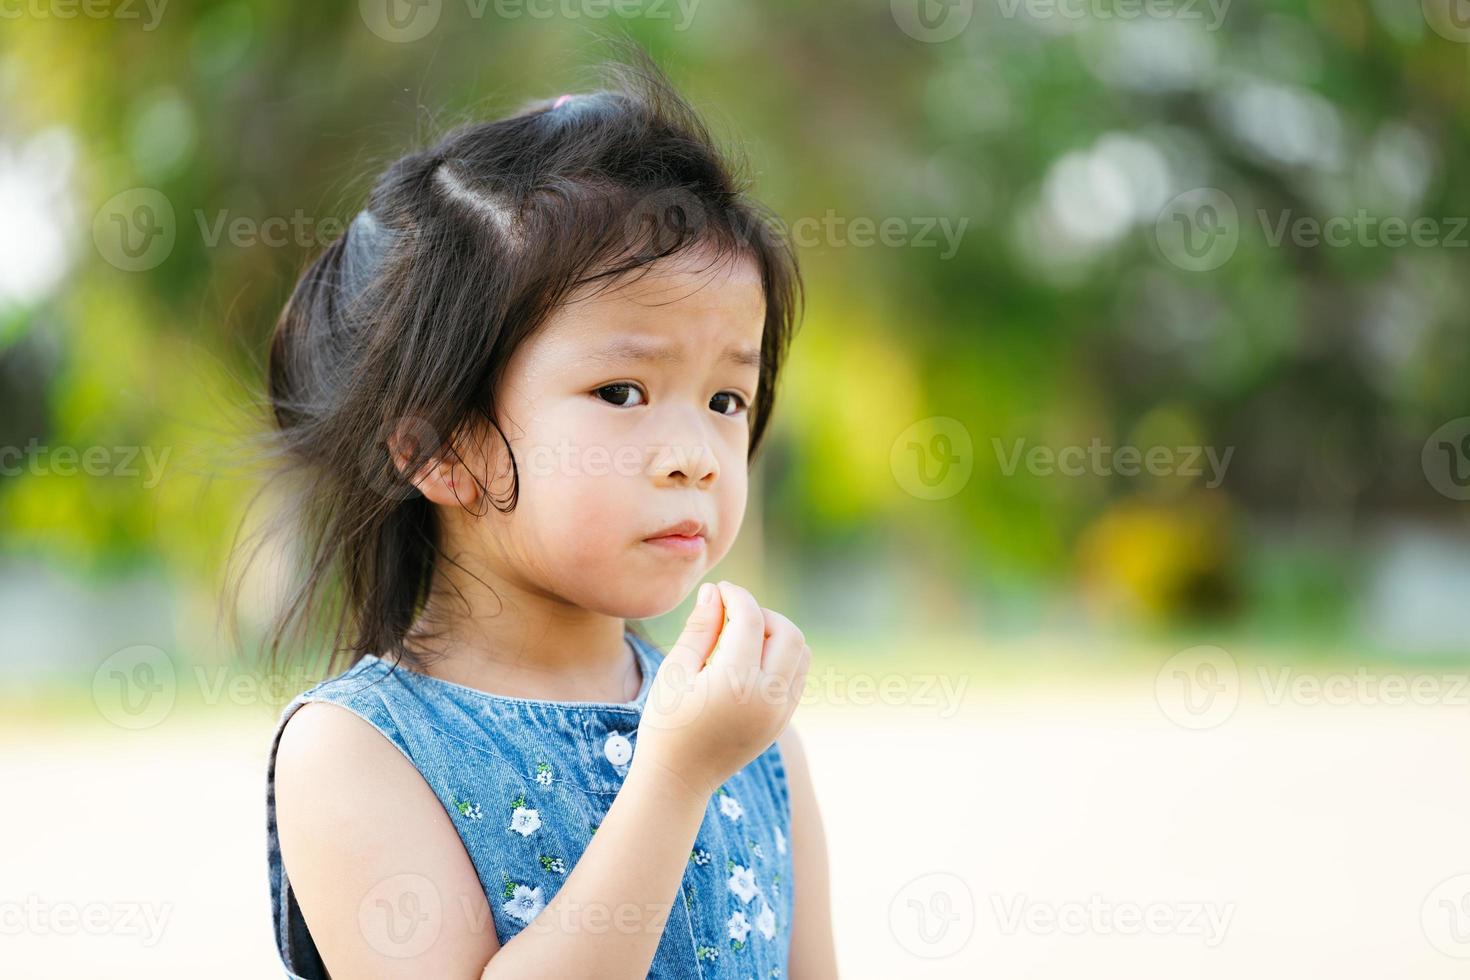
[{"xmin": 403, "ymin": 574, "xmax": 641, "ymax": 704}]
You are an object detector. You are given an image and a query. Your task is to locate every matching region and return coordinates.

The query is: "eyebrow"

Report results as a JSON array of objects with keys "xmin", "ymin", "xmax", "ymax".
[{"xmin": 585, "ymin": 338, "xmax": 763, "ymax": 369}]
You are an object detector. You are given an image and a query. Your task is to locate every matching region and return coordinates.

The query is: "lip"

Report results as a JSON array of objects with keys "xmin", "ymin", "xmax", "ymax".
[
  {"xmin": 642, "ymin": 520, "xmax": 708, "ymax": 556},
  {"xmin": 642, "ymin": 534, "xmax": 706, "ymax": 556},
  {"xmin": 645, "ymin": 519, "xmax": 707, "ymax": 540}
]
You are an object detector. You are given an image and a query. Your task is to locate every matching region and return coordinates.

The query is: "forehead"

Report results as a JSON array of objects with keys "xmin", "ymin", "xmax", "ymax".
[{"xmin": 540, "ymin": 248, "xmax": 766, "ymax": 352}]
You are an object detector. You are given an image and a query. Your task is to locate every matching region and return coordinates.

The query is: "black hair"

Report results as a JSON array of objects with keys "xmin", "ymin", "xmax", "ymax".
[{"xmin": 227, "ymin": 48, "xmax": 802, "ymax": 678}]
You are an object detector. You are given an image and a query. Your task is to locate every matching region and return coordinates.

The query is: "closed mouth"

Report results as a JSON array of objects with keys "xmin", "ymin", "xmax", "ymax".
[{"xmin": 644, "ymin": 519, "xmax": 708, "ymax": 541}]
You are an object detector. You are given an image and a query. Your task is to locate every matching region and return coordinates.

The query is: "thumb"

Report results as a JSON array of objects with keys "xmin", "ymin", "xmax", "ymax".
[{"xmin": 664, "ymin": 581, "xmax": 725, "ymax": 674}]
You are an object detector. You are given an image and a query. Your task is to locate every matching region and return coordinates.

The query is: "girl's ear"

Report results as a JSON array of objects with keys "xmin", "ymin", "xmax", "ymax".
[
  {"xmin": 386, "ymin": 418, "xmax": 481, "ymax": 507},
  {"xmin": 416, "ymin": 456, "xmax": 478, "ymax": 508}
]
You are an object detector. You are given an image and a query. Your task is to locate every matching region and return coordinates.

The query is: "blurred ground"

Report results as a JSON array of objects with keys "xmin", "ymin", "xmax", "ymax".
[{"xmin": 6, "ymin": 655, "xmax": 1466, "ymax": 979}]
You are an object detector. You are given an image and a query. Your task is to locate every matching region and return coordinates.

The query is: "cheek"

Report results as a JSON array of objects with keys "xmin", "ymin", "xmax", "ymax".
[
  {"xmin": 509, "ymin": 428, "xmax": 635, "ymax": 555},
  {"xmin": 709, "ymin": 453, "xmax": 749, "ymax": 556}
]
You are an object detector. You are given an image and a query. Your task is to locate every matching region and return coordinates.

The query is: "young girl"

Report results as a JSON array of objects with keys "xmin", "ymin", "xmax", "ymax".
[{"xmin": 252, "ymin": 57, "xmax": 837, "ymax": 979}]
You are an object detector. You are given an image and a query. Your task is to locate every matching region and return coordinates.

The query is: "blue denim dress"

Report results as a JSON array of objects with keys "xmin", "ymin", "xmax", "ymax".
[{"xmin": 265, "ymin": 627, "xmax": 794, "ymax": 978}]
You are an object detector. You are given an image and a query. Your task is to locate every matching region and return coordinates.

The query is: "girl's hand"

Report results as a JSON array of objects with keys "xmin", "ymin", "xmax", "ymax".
[{"xmin": 633, "ymin": 580, "xmax": 810, "ymax": 801}]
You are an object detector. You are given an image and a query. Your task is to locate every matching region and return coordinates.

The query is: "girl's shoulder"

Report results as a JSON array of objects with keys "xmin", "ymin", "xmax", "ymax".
[
  {"xmin": 269, "ymin": 654, "xmax": 415, "ymax": 766},
  {"xmin": 267, "ymin": 628, "xmax": 671, "ymax": 783}
]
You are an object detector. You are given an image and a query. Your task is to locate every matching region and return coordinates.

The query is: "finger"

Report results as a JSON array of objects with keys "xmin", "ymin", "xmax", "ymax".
[
  {"xmin": 664, "ymin": 581, "xmax": 726, "ymax": 675},
  {"xmin": 757, "ymin": 607, "xmax": 806, "ymax": 681},
  {"xmin": 711, "ymin": 581, "xmax": 764, "ymax": 677}
]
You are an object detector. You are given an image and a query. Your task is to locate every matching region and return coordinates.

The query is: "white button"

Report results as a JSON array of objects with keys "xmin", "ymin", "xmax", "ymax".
[{"xmin": 603, "ymin": 732, "xmax": 633, "ymax": 766}]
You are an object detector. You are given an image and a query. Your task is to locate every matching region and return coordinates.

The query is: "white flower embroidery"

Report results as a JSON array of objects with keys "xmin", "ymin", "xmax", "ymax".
[
  {"xmin": 774, "ymin": 825, "xmax": 787, "ymax": 854},
  {"xmin": 510, "ymin": 806, "xmax": 541, "ymax": 837},
  {"xmin": 501, "ymin": 884, "xmax": 545, "ymax": 924},
  {"xmin": 728, "ymin": 909, "xmax": 752, "ymax": 942},
  {"xmin": 718, "ymin": 793, "xmax": 744, "ymax": 821},
  {"xmin": 751, "ymin": 840, "xmax": 765, "ymax": 860},
  {"xmin": 534, "ymin": 762, "xmax": 553, "ymax": 786},
  {"xmin": 755, "ymin": 901, "xmax": 776, "ymax": 939},
  {"xmin": 727, "ymin": 863, "xmax": 760, "ymax": 903}
]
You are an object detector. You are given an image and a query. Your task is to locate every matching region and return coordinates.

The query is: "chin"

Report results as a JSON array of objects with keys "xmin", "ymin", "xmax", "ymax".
[
  {"xmin": 619, "ymin": 590, "xmax": 695, "ymax": 621},
  {"xmin": 605, "ymin": 575, "xmax": 704, "ymax": 621}
]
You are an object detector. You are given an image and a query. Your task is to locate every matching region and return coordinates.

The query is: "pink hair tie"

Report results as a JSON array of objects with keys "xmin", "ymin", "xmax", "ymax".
[{"xmin": 552, "ymin": 94, "xmax": 573, "ymax": 109}]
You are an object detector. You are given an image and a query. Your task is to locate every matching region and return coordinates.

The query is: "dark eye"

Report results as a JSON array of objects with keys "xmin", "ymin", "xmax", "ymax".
[
  {"xmin": 711, "ymin": 391, "xmax": 748, "ymax": 417},
  {"xmin": 594, "ymin": 383, "xmax": 645, "ymax": 407}
]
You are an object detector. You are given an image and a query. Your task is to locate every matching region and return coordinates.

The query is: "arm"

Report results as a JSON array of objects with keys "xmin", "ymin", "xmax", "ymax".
[
  {"xmin": 274, "ymin": 701, "xmax": 710, "ymax": 980},
  {"xmin": 274, "ymin": 702, "xmax": 500, "ymax": 978},
  {"xmin": 779, "ymin": 723, "xmax": 839, "ymax": 979},
  {"xmin": 481, "ymin": 755, "xmax": 708, "ymax": 976}
]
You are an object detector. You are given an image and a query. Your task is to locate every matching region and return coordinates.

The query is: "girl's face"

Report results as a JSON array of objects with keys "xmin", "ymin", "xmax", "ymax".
[{"xmin": 446, "ymin": 248, "xmax": 766, "ymax": 620}]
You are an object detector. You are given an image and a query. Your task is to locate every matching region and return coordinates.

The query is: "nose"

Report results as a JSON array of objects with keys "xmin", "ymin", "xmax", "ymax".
[{"xmin": 648, "ymin": 411, "xmax": 720, "ymax": 489}]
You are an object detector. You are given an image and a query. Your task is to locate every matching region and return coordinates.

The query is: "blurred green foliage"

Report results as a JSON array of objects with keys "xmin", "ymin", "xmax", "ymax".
[{"xmin": 2, "ymin": 0, "xmax": 1467, "ymax": 645}]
